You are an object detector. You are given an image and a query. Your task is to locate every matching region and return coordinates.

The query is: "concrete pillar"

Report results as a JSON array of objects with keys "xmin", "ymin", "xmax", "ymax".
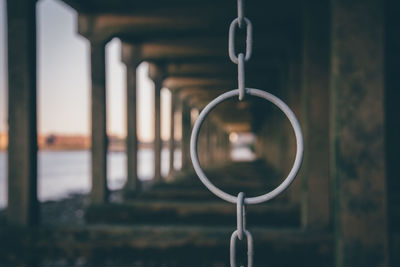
[
  {"xmin": 285, "ymin": 61, "xmax": 303, "ymax": 205},
  {"xmin": 181, "ymin": 99, "xmax": 191, "ymax": 170},
  {"xmin": 331, "ymin": 0, "xmax": 388, "ymax": 266},
  {"xmin": 199, "ymin": 119, "xmax": 209, "ymax": 166},
  {"xmin": 216, "ymin": 128, "xmax": 222, "ymax": 162},
  {"xmin": 217, "ymin": 127, "xmax": 225, "ymax": 163},
  {"xmin": 154, "ymin": 84, "xmax": 161, "ymax": 180},
  {"xmin": 121, "ymin": 43, "xmax": 141, "ymax": 191},
  {"xmin": 300, "ymin": 0, "xmax": 331, "ymax": 230},
  {"xmin": 209, "ymin": 122, "xmax": 218, "ymax": 165},
  {"xmin": 168, "ymin": 89, "xmax": 177, "ymax": 177},
  {"xmin": 149, "ymin": 64, "xmax": 164, "ymax": 181},
  {"xmin": 224, "ymin": 133, "xmax": 230, "ymax": 162},
  {"xmin": 260, "ymin": 110, "xmax": 281, "ymax": 170},
  {"xmin": 7, "ymin": 0, "xmax": 39, "ymax": 226},
  {"xmin": 277, "ymin": 63, "xmax": 292, "ymax": 177},
  {"xmin": 255, "ymin": 126, "xmax": 265, "ymax": 160},
  {"xmin": 385, "ymin": 1, "xmax": 400, "ymax": 265},
  {"xmin": 90, "ymin": 41, "xmax": 108, "ymax": 203}
]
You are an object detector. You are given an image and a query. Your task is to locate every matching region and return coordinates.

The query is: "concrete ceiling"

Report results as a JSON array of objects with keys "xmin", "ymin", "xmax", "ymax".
[{"xmin": 61, "ymin": 0, "xmax": 302, "ymax": 133}]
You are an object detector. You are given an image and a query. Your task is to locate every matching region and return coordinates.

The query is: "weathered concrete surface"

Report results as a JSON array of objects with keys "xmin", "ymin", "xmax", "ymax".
[
  {"xmin": 7, "ymin": 0, "xmax": 39, "ymax": 226},
  {"xmin": 300, "ymin": 0, "xmax": 331, "ymax": 230},
  {"xmin": 331, "ymin": 0, "xmax": 388, "ymax": 266},
  {"xmin": 90, "ymin": 41, "xmax": 109, "ymax": 204}
]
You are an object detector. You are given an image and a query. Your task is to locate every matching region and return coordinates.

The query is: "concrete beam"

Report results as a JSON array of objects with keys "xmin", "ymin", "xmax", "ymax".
[
  {"xmin": 163, "ymin": 77, "xmax": 235, "ymax": 90},
  {"xmin": 140, "ymin": 37, "xmax": 226, "ymax": 62},
  {"xmin": 77, "ymin": 12, "xmax": 227, "ymax": 43}
]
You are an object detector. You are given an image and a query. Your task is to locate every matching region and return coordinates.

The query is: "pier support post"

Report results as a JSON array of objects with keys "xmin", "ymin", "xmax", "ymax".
[
  {"xmin": 121, "ymin": 43, "xmax": 141, "ymax": 190},
  {"xmin": 7, "ymin": 0, "xmax": 39, "ymax": 226},
  {"xmin": 300, "ymin": 0, "xmax": 331, "ymax": 230},
  {"xmin": 90, "ymin": 40, "xmax": 109, "ymax": 203},
  {"xmin": 149, "ymin": 64, "xmax": 165, "ymax": 181},
  {"xmin": 284, "ymin": 60, "xmax": 303, "ymax": 205},
  {"xmin": 168, "ymin": 89, "xmax": 177, "ymax": 177},
  {"xmin": 181, "ymin": 99, "xmax": 191, "ymax": 170},
  {"xmin": 331, "ymin": 0, "xmax": 388, "ymax": 265},
  {"xmin": 385, "ymin": 0, "xmax": 400, "ymax": 264}
]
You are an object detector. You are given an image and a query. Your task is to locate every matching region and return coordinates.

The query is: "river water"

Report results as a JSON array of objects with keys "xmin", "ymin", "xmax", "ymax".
[
  {"xmin": 0, "ymin": 149, "xmax": 178, "ymax": 208},
  {"xmin": 0, "ymin": 145, "xmax": 256, "ymax": 208}
]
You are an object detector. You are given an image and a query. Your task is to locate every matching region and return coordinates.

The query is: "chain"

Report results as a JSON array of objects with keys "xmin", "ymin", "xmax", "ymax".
[
  {"xmin": 229, "ymin": 1, "xmax": 254, "ymax": 266},
  {"xmin": 230, "ymin": 192, "xmax": 254, "ymax": 267},
  {"xmin": 229, "ymin": 0, "xmax": 253, "ymax": 101}
]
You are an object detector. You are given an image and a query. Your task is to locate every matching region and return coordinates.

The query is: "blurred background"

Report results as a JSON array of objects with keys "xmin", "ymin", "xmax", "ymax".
[{"xmin": 0, "ymin": 0, "xmax": 399, "ymax": 266}]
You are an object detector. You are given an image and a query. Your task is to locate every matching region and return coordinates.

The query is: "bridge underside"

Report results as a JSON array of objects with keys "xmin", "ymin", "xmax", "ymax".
[{"xmin": 3, "ymin": 0, "xmax": 400, "ymax": 266}]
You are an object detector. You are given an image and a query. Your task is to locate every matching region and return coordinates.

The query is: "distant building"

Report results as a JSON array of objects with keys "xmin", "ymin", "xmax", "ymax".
[
  {"xmin": 0, "ymin": 132, "xmax": 7, "ymax": 150},
  {"xmin": 41, "ymin": 134, "xmax": 90, "ymax": 150}
]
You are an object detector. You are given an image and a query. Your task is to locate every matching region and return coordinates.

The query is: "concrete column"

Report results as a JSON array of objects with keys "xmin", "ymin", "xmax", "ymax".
[
  {"xmin": 121, "ymin": 43, "xmax": 140, "ymax": 191},
  {"xmin": 261, "ymin": 110, "xmax": 281, "ymax": 170},
  {"xmin": 209, "ymin": 122, "xmax": 218, "ymax": 165},
  {"xmin": 224, "ymin": 133, "xmax": 230, "ymax": 162},
  {"xmin": 331, "ymin": 0, "xmax": 388, "ymax": 266},
  {"xmin": 90, "ymin": 41, "xmax": 108, "ymax": 203},
  {"xmin": 217, "ymin": 128, "xmax": 224, "ymax": 163},
  {"xmin": 181, "ymin": 99, "xmax": 191, "ymax": 170},
  {"xmin": 168, "ymin": 89, "xmax": 177, "ymax": 177},
  {"xmin": 385, "ymin": 1, "xmax": 400, "ymax": 265},
  {"xmin": 7, "ymin": 0, "xmax": 39, "ymax": 226},
  {"xmin": 154, "ymin": 84, "xmax": 161, "ymax": 180},
  {"xmin": 300, "ymin": 0, "xmax": 331, "ymax": 230},
  {"xmin": 285, "ymin": 61, "xmax": 303, "ymax": 205},
  {"xmin": 199, "ymin": 118, "xmax": 209, "ymax": 166},
  {"xmin": 149, "ymin": 64, "xmax": 164, "ymax": 181},
  {"xmin": 277, "ymin": 63, "xmax": 292, "ymax": 177},
  {"xmin": 216, "ymin": 128, "xmax": 221, "ymax": 162}
]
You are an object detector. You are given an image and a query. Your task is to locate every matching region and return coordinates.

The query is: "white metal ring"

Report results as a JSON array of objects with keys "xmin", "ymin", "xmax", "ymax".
[{"xmin": 190, "ymin": 88, "xmax": 304, "ymax": 205}]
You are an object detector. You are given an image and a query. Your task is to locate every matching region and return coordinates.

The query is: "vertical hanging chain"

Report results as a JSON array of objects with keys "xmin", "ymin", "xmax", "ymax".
[
  {"xmin": 229, "ymin": 1, "xmax": 254, "ymax": 265},
  {"xmin": 230, "ymin": 192, "xmax": 254, "ymax": 267},
  {"xmin": 229, "ymin": 0, "xmax": 253, "ymax": 101}
]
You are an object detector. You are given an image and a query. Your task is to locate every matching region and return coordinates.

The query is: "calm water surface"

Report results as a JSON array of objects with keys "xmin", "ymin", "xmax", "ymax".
[{"xmin": 0, "ymin": 149, "xmax": 178, "ymax": 208}]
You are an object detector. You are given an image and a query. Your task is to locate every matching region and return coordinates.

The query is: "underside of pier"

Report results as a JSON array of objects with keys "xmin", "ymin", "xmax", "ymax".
[{"xmin": 2, "ymin": 0, "xmax": 400, "ymax": 266}]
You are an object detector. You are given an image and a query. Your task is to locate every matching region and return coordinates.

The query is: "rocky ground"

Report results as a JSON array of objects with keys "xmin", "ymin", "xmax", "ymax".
[
  {"xmin": 0, "ymin": 192, "xmax": 89, "ymax": 227},
  {"xmin": 0, "ymin": 162, "xmax": 333, "ymax": 266}
]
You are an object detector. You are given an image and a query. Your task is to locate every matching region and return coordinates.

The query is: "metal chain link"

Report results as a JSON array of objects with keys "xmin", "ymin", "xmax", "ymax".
[
  {"xmin": 229, "ymin": 0, "xmax": 253, "ymax": 101},
  {"xmin": 237, "ymin": 0, "xmax": 245, "ymax": 28},
  {"xmin": 230, "ymin": 230, "xmax": 254, "ymax": 267},
  {"xmin": 230, "ymin": 2, "xmax": 252, "ymax": 263},
  {"xmin": 238, "ymin": 53, "xmax": 246, "ymax": 100},
  {"xmin": 236, "ymin": 192, "xmax": 246, "ymax": 240},
  {"xmin": 230, "ymin": 192, "xmax": 254, "ymax": 267}
]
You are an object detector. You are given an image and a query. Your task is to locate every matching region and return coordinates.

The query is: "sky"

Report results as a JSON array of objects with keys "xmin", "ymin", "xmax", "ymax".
[{"xmin": 0, "ymin": 0, "xmax": 170, "ymax": 142}]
